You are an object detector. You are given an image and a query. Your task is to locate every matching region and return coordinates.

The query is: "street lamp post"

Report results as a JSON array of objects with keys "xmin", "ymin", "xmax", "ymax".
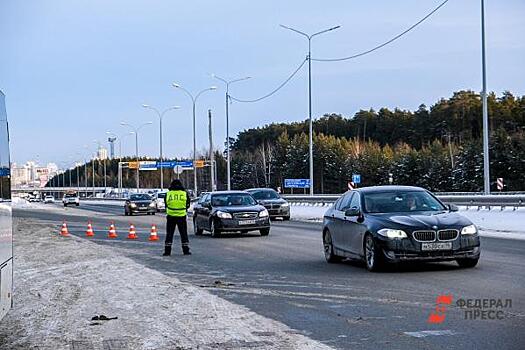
[
  {"xmin": 172, "ymin": 83, "xmax": 217, "ymax": 196},
  {"xmin": 481, "ymin": 0, "xmax": 490, "ymax": 194},
  {"xmin": 121, "ymin": 121, "xmax": 153, "ymax": 192},
  {"xmin": 107, "ymin": 131, "xmax": 134, "ymax": 196},
  {"xmin": 280, "ymin": 24, "xmax": 340, "ymax": 195},
  {"xmin": 142, "ymin": 105, "xmax": 180, "ymax": 191},
  {"xmin": 211, "ymin": 74, "xmax": 251, "ymax": 190},
  {"xmin": 93, "ymin": 140, "xmax": 107, "ymax": 194}
]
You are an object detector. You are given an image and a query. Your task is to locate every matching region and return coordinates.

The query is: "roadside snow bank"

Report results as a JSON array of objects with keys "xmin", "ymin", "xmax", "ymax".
[
  {"xmin": 290, "ymin": 204, "xmax": 525, "ymax": 240},
  {"xmin": 82, "ymin": 199, "xmax": 125, "ymax": 206},
  {"xmin": 11, "ymin": 197, "xmax": 47, "ymax": 209},
  {"xmin": 0, "ymin": 218, "xmax": 331, "ymax": 350}
]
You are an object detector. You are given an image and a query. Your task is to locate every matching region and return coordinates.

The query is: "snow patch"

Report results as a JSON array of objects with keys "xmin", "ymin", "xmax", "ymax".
[{"xmin": 290, "ymin": 204, "xmax": 525, "ymax": 240}]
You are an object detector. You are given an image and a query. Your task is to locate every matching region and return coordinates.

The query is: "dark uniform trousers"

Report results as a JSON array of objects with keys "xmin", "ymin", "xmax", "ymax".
[{"xmin": 165, "ymin": 215, "xmax": 190, "ymax": 254}]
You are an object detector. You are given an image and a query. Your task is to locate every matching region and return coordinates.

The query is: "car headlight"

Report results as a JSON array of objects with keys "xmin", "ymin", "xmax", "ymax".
[
  {"xmin": 216, "ymin": 211, "xmax": 232, "ymax": 219},
  {"xmin": 130, "ymin": 203, "xmax": 137, "ymax": 208},
  {"xmin": 461, "ymin": 224, "xmax": 477, "ymax": 235},
  {"xmin": 378, "ymin": 228, "xmax": 407, "ymax": 239},
  {"xmin": 259, "ymin": 209, "xmax": 269, "ymax": 218},
  {"xmin": 281, "ymin": 202, "xmax": 289, "ymax": 207},
  {"xmin": 149, "ymin": 202, "xmax": 156, "ymax": 207}
]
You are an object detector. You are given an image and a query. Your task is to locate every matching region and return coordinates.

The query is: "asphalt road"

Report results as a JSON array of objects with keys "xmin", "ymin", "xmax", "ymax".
[{"xmin": 16, "ymin": 202, "xmax": 525, "ymax": 350}]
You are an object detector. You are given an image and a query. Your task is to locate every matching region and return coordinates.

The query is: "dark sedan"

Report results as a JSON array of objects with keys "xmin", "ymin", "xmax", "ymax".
[
  {"xmin": 193, "ymin": 191, "xmax": 271, "ymax": 237},
  {"xmin": 322, "ymin": 186, "xmax": 480, "ymax": 271},
  {"xmin": 124, "ymin": 193, "xmax": 156, "ymax": 216},
  {"xmin": 246, "ymin": 188, "xmax": 290, "ymax": 220}
]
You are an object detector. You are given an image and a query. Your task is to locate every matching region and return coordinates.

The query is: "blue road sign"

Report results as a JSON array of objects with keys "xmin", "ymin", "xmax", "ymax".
[
  {"xmin": 284, "ymin": 178, "xmax": 310, "ymax": 188},
  {"xmin": 352, "ymin": 174, "xmax": 361, "ymax": 184},
  {"xmin": 0, "ymin": 167, "xmax": 9, "ymax": 177},
  {"xmin": 157, "ymin": 161, "xmax": 194, "ymax": 169}
]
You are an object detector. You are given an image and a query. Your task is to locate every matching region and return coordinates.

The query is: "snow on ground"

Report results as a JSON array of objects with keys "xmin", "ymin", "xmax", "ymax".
[
  {"xmin": 82, "ymin": 199, "xmax": 125, "ymax": 206},
  {"xmin": 11, "ymin": 197, "xmax": 49, "ymax": 209},
  {"xmin": 290, "ymin": 204, "xmax": 525, "ymax": 240},
  {"xmin": 0, "ymin": 217, "xmax": 332, "ymax": 350}
]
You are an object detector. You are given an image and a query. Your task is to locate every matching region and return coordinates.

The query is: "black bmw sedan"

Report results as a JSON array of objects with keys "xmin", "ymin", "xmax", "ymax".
[
  {"xmin": 246, "ymin": 188, "xmax": 290, "ymax": 220},
  {"xmin": 193, "ymin": 191, "xmax": 271, "ymax": 237},
  {"xmin": 322, "ymin": 186, "xmax": 480, "ymax": 271}
]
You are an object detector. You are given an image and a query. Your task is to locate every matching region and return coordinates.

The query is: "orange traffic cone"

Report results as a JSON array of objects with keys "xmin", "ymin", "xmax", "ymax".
[
  {"xmin": 127, "ymin": 224, "xmax": 138, "ymax": 240},
  {"xmin": 108, "ymin": 223, "xmax": 118, "ymax": 239},
  {"xmin": 86, "ymin": 222, "xmax": 95, "ymax": 237},
  {"xmin": 60, "ymin": 221, "xmax": 69, "ymax": 237},
  {"xmin": 148, "ymin": 224, "xmax": 159, "ymax": 241}
]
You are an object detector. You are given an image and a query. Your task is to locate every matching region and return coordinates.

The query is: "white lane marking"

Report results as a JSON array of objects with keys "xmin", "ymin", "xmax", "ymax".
[{"xmin": 404, "ymin": 330, "xmax": 458, "ymax": 338}]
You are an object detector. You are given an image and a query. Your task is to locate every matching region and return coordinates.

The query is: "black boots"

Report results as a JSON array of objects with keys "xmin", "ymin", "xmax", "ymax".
[
  {"xmin": 163, "ymin": 246, "xmax": 171, "ymax": 256},
  {"xmin": 163, "ymin": 246, "xmax": 192, "ymax": 256}
]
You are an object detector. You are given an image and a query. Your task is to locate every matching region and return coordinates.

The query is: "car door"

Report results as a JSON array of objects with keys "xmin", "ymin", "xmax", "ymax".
[
  {"xmin": 332, "ymin": 192, "xmax": 354, "ymax": 253},
  {"xmin": 324, "ymin": 196, "xmax": 343, "ymax": 237},
  {"xmin": 345, "ymin": 192, "xmax": 368, "ymax": 255},
  {"xmin": 200, "ymin": 194, "xmax": 212, "ymax": 230},
  {"xmin": 193, "ymin": 196, "xmax": 204, "ymax": 224}
]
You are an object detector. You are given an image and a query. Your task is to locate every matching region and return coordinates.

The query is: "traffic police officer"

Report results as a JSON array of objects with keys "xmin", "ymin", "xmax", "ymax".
[{"xmin": 163, "ymin": 179, "xmax": 191, "ymax": 256}]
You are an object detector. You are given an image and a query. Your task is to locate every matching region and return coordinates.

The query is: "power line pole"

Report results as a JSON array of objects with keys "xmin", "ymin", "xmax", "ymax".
[
  {"xmin": 481, "ymin": 0, "xmax": 490, "ymax": 194},
  {"xmin": 208, "ymin": 109, "xmax": 215, "ymax": 191},
  {"xmin": 212, "ymin": 75, "xmax": 251, "ymax": 190}
]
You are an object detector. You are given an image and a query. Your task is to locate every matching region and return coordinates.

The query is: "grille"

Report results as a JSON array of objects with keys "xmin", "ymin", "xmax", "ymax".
[
  {"xmin": 438, "ymin": 229, "xmax": 459, "ymax": 241},
  {"xmin": 413, "ymin": 230, "xmax": 436, "ymax": 242},
  {"xmin": 233, "ymin": 212, "xmax": 258, "ymax": 220}
]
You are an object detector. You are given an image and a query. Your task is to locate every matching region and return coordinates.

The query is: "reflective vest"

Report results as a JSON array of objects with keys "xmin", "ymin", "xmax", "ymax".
[{"xmin": 166, "ymin": 190, "xmax": 187, "ymax": 217}]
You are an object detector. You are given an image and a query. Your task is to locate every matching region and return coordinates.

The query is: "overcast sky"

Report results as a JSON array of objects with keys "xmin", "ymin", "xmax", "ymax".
[{"xmin": 1, "ymin": 0, "xmax": 524, "ymax": 166}]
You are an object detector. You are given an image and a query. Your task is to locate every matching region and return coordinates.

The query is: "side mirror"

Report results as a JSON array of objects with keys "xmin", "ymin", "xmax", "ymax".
[
  {"xmin": 344, "ymin": 207, "xmax": 361, "ymax": 217},
  {"xmin": 448, "ymin": 204, "xmax": 459, "ymax": 212}
]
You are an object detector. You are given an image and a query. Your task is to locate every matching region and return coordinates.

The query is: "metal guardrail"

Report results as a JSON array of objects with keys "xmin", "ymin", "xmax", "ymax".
[
  {"xmin": 80, "ymin": 192, "xmax": 525, "ymax": 208},
  {"xmin": 282, "ymin": 194, "xmax": 525, "ymax": 208}
]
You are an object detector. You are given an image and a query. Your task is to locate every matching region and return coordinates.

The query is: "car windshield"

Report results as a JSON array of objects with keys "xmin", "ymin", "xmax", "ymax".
[
  {"xmin": 65, "ymin": 193, "xmax": 77, "ymax": 198},
  {"xmin": 211, "ymin": 194, "xmax": 257, "ymax": 207},
  {"xmin": 250, "ymin": 190, "xmax": 280, "ymax": 200},
  {"xmin": 130, "ymin": 194, "xmax": 151, "ymax": 201},
  {"xmin": 363, "ymin": 191, "xmax": 446, "ymax": 213}
]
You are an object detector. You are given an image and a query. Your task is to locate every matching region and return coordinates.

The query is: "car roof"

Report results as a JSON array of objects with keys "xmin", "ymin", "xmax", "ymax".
[
  {"xmin": 209, "ymin": 190, "xmax": 249, "ymax": 195},
  {"xmin": 354, "ymin": 185, "xmax": 427, "ymax": 194},
  {"xmin": 245, "ymin": 188, "xmax": 277, "ymax": 192}
]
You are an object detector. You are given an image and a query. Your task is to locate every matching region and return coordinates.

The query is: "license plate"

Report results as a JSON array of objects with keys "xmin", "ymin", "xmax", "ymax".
[
  {"xmin": 138, "ymin": 207, "xmax": 147, "ymax": 210},
  {"xmin": 421, "ymin": 242, "xmax": 452, "ymax": 251},
  {"xmin": 238, "ymin": 220, "xmax": 256, "ymax": 225}
]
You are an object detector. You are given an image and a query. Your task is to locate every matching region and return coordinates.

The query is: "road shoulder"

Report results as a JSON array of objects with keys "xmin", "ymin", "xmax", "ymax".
[{"xmin": 0, "ymin": 217, "xmax": 332, "ymax": 350}]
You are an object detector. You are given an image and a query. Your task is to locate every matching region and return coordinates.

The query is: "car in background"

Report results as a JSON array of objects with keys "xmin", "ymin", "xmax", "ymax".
[
  {"xmin": 62, "ymin": 192, "xmax": 80, "ymax": 207},
  {"xmin": 43, "ymin": 195, "xmax": 55, "ymax": 204},
  {"xmin": 153, "ymin": 191, "xmax": 167, "ymax": 212},
  {"xmin": 124, "ymin": 193, "xmax": 156, "ymax": 216},
  {"xmin": 322, "ymin": 186, "xmax": 480, "ymax": 271},
  {"xmin": 246, "ymin": 188, "xmax": 290, "ymax": 220},
  {"xmin": 193, "ymin": 191, "xmax": 270, "ymax": 237},
  {"xmin": 27, "ymin": 195, "xmax": 40, "ymax": 202}
]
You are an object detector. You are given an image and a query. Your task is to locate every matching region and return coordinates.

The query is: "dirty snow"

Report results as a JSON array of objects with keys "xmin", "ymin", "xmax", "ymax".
[
  {"xmin": 290, "ymin": 204, "xmax": 525, "ymax": 240},
  {"xmin": 0, "ymin": 217, "xmax": 332, "ymax": 350}
]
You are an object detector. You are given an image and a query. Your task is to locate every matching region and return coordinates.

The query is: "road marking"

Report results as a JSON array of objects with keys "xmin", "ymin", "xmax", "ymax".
[{"xmin": 404, "ymin": 330, "xmax": 457, "ymax": 338}]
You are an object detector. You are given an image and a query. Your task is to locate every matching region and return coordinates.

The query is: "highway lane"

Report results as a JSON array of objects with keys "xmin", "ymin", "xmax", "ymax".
[{"xmin": 15, "ymin": 204, "xmax": 525, "ymax": 350}]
